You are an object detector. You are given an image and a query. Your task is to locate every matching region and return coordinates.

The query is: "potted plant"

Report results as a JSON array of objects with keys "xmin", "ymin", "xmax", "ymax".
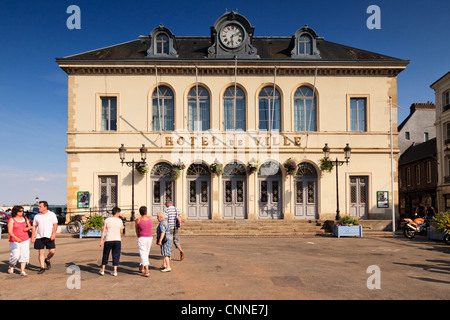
[
  {"xmin": 80, "ymin": 215, "xmax": 104, "ymax": 238},
  {"xmin": 428, "ymin": 212, "xmax": 450, "ymax": 240},
  {"xmin": 318, "ymin": 157, "xmax": 333, "ymax": 173},
  {"xmin": 136, "ymin": 162, "xmax": 149, "ymax": 174},
  {"xmin": 247, "ymin": 158, "xmax": 259, "ymax": 175},
  {"xmin": 333, "ymin": 216, "xmax": 363, "ymax": 238},
  {"xmin": 283, "ymin": 158, "xmax": 298, "ymax": 176},
  {"xmin": 209, "ymin": 161, "xmax": 224, "ymax": 176},
  {"xmin": 172, "ymin": 160, "xmax": 185, "ymax": 180}
]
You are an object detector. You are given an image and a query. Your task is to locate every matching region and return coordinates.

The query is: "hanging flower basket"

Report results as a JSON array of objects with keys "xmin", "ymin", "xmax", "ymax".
[
  {"xmin": 247, "ymin": 158, "xmax": 259, "ymax": 175},
  {"xmin": 209, "ymin": 161, "xmax": 224, "ymax": 176},
  {"xmin": 283, "ymin": 158, "xmax": 298, "ymax": 176},
  {"xmin": 318, "ymin": 158, "xmax": 333, "ymax": 173},
  {"xmin": 136, "ymin": 163, "xmax": 149, "ymax": 174},
  {"xmin": 172, "ymin": 161, "xmax": 185, "ymax": 180}
]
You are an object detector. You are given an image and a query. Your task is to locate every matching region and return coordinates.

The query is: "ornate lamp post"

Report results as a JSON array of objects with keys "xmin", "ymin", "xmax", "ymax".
[
  {"xmin": 322, "ymin": 143, "xmax": 351, "ymax": 221},
  {"xmin": 118, "ymin": 144, "xmax": 147, "ymax": 221}
]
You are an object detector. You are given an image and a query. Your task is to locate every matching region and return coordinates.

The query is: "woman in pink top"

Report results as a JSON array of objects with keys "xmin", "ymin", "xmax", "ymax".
[
  {"xmin": 8, "ymin": 206, "xmax": 32, "ymax": 276},
  {"xmin": 135, "ymin": 206, "xmax": 153, "ymax": 277}
]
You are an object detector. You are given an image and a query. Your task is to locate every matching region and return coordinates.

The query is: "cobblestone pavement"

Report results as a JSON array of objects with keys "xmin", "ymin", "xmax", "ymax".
[{"xmin": 0, "ymin": 235, "xmax": 449, "ymax": 300}]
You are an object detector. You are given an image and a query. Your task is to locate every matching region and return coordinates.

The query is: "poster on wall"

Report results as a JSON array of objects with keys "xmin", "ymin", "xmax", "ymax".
[
  {"xmin": 377, "ymin": 191, "xmax": 389, "ymax": 208},
  {"xmin": 77, "ymin": 191, "xmax": 90, "ymax": 208}
]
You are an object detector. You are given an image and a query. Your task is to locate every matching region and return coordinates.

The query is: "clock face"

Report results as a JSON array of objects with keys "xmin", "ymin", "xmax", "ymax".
[{"xmin": 220, "ymin": 24, "xmax": 245, "ymax": 49}]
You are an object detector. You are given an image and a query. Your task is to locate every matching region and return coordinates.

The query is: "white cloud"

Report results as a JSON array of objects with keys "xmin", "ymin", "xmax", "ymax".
[
  {"xmin": 30, "ymin": 177, "xmax": 49, "ymax": 182},
  {"xmin": 0, "ymin": 166, "xmax": 66, "ymax": 205}
]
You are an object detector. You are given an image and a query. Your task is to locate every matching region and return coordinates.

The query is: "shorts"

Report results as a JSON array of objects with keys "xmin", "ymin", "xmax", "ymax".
[{"xmin": 34, "ymin": 237, "xmax": 56, "ymax": 250}]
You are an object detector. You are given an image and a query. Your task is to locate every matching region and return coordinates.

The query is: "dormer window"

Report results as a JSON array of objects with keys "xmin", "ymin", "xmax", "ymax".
[
  {"xmin": 298, "ymin": 35, "xmax": 312, "ymax": 55},
  {"xmin": 142, "ymin": 24, "xmax": 178, "ymax": 58},
  {"xmin": 291, "ymin": 25, "xmax": 322, "ymax": 59},
  {"xmin": 155, "ymin": 34, "xmax": 169, "ymax": 55}
]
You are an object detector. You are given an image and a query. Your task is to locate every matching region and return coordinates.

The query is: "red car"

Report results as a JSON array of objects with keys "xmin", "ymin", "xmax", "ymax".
[{"xmin": 0, "ymin": 211, "xmax": 11, "ymax": 232}]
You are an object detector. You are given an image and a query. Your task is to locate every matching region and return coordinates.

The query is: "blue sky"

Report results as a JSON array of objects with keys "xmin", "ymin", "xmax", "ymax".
[{"xmin": 0, "ymin": 0, "xmax": 449, "ymax": 206}]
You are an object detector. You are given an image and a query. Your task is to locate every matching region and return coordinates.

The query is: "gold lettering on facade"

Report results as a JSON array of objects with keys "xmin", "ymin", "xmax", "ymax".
[{"xmin": 165, "ymin": 137, "xmax": 173, "ymax": 146}]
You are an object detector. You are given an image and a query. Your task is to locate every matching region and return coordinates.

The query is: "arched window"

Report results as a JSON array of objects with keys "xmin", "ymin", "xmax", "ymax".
[
  {"xmin": 294, "ymin": 86, "xmax": 316, "ymax": 132},
  {"xmin": 258, "ymin": 87, "xmax": 281, "ymax": 131},
  {"xmin": 152, "ymin": 86, "xmax": 174, "ymax": 131},
  {"xmin": 223, "ymin": 86, "xmax": 245, "ymax": 131},
  {"xmin": 298, "ymin": 35, "xmax": 312, "ymax": 55},
  {"xmin": 188, "ymin": 86, "xmax": 210, "ymax": 131}
]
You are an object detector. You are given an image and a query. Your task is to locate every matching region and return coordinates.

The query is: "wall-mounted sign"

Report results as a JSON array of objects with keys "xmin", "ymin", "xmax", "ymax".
[
  {"xmin": 377, "ymin": 191, "xmax": 389, "ymax": 208},
  {"xmin": 77, "ymin": 191, "xmax": 90, "ymax": 208}
]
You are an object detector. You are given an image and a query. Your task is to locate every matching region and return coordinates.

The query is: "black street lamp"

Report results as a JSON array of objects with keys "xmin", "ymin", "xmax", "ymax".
[
  {"xmin": 118, "ymin": 144, "xmax": 147, "ymax": 221},
  {"xmin": 322, "ymin": 143, "xmax": 351, "ymax": 221}
]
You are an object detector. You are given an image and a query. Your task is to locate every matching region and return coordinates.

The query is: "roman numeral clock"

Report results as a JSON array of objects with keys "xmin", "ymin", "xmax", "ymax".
[
  {"xmin": 220, "ymin": 23, "xmax": 244, "ymax": 49},
  {"xmin": 208, "ymin": 11, "xmax": 259, "ymax": 59}
]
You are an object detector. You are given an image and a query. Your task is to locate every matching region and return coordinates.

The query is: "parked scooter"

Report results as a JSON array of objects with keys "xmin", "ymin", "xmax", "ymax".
[
  {"xmin": 400, "ymin": 216, "xmax": 431, "ymax": 239},
  {"xmin": 444, "ymin": 224, "xmax": 450, "ymax": 245}
]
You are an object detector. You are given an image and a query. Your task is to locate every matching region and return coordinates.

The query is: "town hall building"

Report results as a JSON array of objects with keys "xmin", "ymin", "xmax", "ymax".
[{"xmin": 56, "ymin": 11, "xmax": 408, "ymax": 221}]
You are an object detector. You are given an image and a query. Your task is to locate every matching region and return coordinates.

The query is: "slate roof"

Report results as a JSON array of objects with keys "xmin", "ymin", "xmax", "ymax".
[
  {"xmin": 57, "ymin": 36, "xmax": 408, "ymax": 64},
  {"xmin": 399, "ymin": 138, "xmax": 437, "ymax": 166}
]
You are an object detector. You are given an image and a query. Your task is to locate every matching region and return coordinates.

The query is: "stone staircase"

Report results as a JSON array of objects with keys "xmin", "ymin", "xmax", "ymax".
[
  {"xmin": 177, "ymin": 220, "xmax": 331, "ymax": 237},
  {"xmin": 120, "ymin": 219, "xmax": 395, "ymax": 238}
]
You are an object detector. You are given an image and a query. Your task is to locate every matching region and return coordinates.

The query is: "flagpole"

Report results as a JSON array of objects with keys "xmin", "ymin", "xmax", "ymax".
[{"xmin": 390, "ymin": 96, "xmax": 396, "ymax": 237}]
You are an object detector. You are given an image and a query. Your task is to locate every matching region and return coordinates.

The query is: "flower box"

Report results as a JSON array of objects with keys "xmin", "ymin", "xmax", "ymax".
[
  {"xmin": 80, "ymin": 226, "xmax": 102, "ymax": 238},
  {"xmin": 427, "ymin": 227, "xmax": 444, "ymax": 241},
  {"xmin": 333, "ymin": 225, "xmax": 363, "ymax": 238}
]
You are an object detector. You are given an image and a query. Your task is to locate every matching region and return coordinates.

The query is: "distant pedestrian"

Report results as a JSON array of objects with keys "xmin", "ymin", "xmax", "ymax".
[
  {"xmin": 135, "ymin": 206, "xmax": 153, "ymax": 277},
  {"xmin": 426, "ymin": 204, "xmax": 436, "ymax": 220},
  {"xmin": 31, "ymin": 201, "xmax": 58, "ymax": 274},
  {"xmin": 164, "ymin": 201, "xmax": 185, "ymax": 261},
  {"xmin": 99, "ymin": 207, "xmax": 123, "ymax": 276},
  {"xmin": 7, "ymin": 206, "xmax": 32, "ymax": 276},
  {"xmin": 156, "ymin": 211, "xmax": 172, "ymax": 272},
  {"xmin": 415, "ymin": 202, "xmax": 426, "ymax": 218}
]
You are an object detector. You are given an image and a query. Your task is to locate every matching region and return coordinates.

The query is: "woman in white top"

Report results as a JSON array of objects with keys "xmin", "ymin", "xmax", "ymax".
[{"xmin": 99, "ymin": 207, "xmax": 124, "ymax": 276}]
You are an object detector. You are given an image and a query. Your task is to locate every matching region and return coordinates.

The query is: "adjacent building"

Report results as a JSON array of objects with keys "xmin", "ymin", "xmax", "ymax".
[
  {"xmin": 397, "ymin": 102, "xmax": 436, "ymax": 155},
  {"xmin": 56, "ymin": 12, "xmax": 408, "ymax": 221},
  {"xmin": 431, "ymin": 71, "xmax": 450, "ymax": 212},
  {"xmin": 398, "ymin": 138, "xmax": 437, "ymax": 217}
]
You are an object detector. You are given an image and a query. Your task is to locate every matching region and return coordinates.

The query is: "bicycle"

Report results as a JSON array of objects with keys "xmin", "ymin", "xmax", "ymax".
[{"xmin": 66, "ymin": 214, "xmax": 87, "ymax": 234}]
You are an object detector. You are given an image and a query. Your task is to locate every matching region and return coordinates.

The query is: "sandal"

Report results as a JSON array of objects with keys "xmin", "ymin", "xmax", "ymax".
[
  {"xmin": 141, "ymin": 272, "xmax": 150, "ymax": 277},
  {"xmin": 20, "ymin": 271, "xmax": 28, "ymax": 277},
  {"xmin": 8, "ymin": 267, "xmax": 14, "ymax": 274}
]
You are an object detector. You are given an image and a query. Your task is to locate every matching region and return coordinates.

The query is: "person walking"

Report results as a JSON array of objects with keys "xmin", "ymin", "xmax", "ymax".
[
  {"xmin": 31, "ymin": 201, "xmax": 58, "ymax": 274},
  {"xmin": 7, "ymin": 206, "xmax": 32, "ymax": 276},
  {"xmin": 164, "ymin": 201, "xmax": 185, "ymax": 261},
  {"xmin": 135, "ymin": 206, "xmax": 153, "ymax": 277},
  {"xmin": 156, "ymin": 211, "xmax": 172, "ymax": 272},
  {"xmin": 99, "ymin": 207, "xmax": 123, "ymax": 276}
]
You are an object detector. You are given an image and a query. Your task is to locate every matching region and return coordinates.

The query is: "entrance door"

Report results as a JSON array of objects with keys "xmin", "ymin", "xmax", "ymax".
[
  {"xmin": 99, "ymin": 175, "xmax": 117, "ymax": 214},
  {"xmin": 258, "ymin": 161, "xmax": 282, "ymax": 219},
  {"xmin": 349, "ymin": 176, "xmax": 368, "ymax": 219},
  {"xmin": 294, "ymin": 163, "xmax": 318, "ymax": 219},
  {"xmin": 150, "ymin": 162, "xmax": 175, "ymax": 219},
  {"xmin": 223, "ymin": 162, "xmax": 247, "ymax": 219},
  {"xmin": 187, "ymin": 163, "xmax": 211, "ymax": 219}
]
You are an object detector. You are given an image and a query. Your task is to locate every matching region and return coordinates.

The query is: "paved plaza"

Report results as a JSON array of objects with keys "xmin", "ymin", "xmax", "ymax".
[{"xmin": 0, "ymin": 234, "xmax": 449, "ymax": 300}]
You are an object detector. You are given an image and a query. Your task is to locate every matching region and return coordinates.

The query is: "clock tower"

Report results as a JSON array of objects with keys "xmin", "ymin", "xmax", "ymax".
[{"xmin": 207, "ymin": 11, "xmax": 259, "ymax": 59}]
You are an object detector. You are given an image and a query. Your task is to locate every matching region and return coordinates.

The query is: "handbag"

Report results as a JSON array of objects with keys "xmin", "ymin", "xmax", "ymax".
[
  {"xmin": 24, "ymin": 217, "xmax": 32, "ymax": 238},
  {"xmin": 157, "ymin": 233, "xmax": 167, "ymax": 245}
]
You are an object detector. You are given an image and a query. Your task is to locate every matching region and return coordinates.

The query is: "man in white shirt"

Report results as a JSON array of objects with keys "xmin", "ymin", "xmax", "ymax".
[{"xmin": 31, "ymin": 201, "xmax": 58, "ymax": 274}]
